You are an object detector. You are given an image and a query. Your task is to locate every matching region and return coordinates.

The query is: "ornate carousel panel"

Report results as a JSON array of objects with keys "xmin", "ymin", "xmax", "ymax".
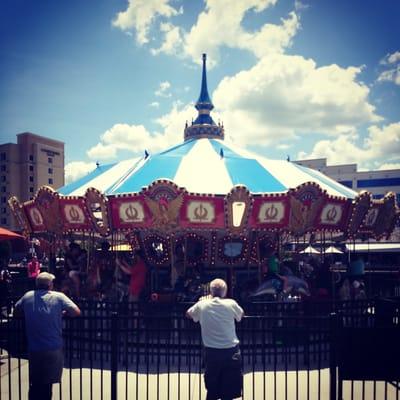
[{"xmin": 59, "ymin": 197, "xmax": 92, "ymax": 232}]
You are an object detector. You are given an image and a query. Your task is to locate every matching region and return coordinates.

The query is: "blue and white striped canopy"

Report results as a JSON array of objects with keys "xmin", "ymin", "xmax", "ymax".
[{"xmin": 59, "ymin": 138, "xmax": 357, "ymax": 199}]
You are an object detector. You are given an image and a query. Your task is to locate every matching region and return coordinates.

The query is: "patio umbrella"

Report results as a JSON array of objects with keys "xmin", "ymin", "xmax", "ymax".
[
  {"xmin": 324, "ymin": 246, "xmax": 343, "ymax": 254},
  {"xmin": 0, "ymin": 227, "xmax": 24, "ymax": 241},
  {"xmin": 300, "ymin": 245, "xmax": 320, "ymax": 254}
]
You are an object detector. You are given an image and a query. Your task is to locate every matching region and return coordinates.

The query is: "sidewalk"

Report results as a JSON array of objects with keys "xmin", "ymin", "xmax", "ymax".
[{"xmin": 1, "ymin": 355, "xmax": 398, "ymax": 399}]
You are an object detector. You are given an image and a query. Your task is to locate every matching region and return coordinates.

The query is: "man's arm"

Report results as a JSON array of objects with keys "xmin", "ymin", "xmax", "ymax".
[
  {"xmin": 60, "ymin": 293, "xmax": 81, "ymax": 317},
  {"xmin": 13, "ymin": 296, "xmax": 25, "ymax": 317},
  {"xmin": 233, "ymin": 301, "xmax": 244, "ymax": 322},
  {"xmin": 186, "ymin": 303, "xmax": 200, "ymax": 322},
  {"xmin": 64, "ymin": 305, "xmax": 81, "ymax": 317},
  {"xmin": 13, "ymin": 302, "xmax": 23, "ymax": 317}
]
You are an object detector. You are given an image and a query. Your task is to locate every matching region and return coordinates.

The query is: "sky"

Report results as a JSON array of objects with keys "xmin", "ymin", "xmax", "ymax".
[{"xmin": 1, "ymin": 0, "xmax": 400, "ymax": 185}]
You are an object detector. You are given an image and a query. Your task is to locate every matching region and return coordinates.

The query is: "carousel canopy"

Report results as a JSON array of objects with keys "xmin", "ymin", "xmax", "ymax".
[{"xmin": 58, "ymin": 138, "xmax": 357, "ymax": 199}]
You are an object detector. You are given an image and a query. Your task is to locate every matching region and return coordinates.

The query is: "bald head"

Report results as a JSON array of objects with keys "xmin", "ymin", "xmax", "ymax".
[{"xmin": 210, "ymin": 279, "xmax": 227, "ymax": 298}]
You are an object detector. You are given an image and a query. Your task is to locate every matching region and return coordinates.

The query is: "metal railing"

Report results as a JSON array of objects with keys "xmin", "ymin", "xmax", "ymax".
[{"xmin": 1, "ymin": 298, "xmax": 400, "ymax": 400}]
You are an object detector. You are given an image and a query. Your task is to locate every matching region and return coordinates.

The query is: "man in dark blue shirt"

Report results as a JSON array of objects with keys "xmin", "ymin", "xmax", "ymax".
[{"xmin": 15, "ymin": 272, "xmax": 80, "ymax": 400}]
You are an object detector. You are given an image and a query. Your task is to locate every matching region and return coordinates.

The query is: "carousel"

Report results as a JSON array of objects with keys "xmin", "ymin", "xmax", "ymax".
[{"xmin": 8, "ymin": 54, "xmax": 400, "ymax": 302}]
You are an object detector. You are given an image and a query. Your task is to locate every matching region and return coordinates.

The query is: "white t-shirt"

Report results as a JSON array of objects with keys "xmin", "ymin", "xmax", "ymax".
[{"xmin": 187, "ymin": 297, "xmax": 244, "ymax": 349}]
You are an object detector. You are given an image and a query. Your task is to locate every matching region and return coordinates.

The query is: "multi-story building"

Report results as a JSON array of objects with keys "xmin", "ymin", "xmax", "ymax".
[
  {"xmin": 0, "ymin": 132, "xmax": 64, "ymax": 230},
  {"xmin": 294, "ymin": 158, "xmax": 400, "ymax": 203}
]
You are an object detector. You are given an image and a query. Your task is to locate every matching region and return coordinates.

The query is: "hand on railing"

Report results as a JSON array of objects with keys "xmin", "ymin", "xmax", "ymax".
[{"xmin": 198, "ymin": 294, "xmax": 212, "ymax": 301}]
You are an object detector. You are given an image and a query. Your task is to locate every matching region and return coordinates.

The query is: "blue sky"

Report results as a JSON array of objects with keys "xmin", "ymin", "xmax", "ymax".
[{"xmin": 1, "ymin": 0, "xmax": 400, "ymax": 184}]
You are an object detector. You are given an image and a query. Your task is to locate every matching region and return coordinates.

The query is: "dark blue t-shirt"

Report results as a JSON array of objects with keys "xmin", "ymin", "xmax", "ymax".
[{"xmin": 15, "ymin": 290, "xmax": 78, "ymax": 352}]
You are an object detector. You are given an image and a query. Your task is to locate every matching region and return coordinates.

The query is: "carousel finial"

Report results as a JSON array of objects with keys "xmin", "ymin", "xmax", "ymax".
[
  {"xmin": 196, "ymin": 53, "xmax": 213, "ymax": 109},
  {"xmin": 183, "ymin": 53, "xmax": 225, "ymax": 141}
]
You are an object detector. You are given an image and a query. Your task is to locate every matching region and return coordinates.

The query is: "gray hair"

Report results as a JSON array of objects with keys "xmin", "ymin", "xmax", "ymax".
[
  {"xmin": 36, "ymin": 272, "xmax": 55, "ymax": 290},
  {"xmin": 209, "ymin": 279, "xmax": 227, "ymax": 298}
]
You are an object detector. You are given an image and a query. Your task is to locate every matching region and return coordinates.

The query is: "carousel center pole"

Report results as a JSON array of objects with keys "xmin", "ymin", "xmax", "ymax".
[
  {"xmin": 169, "ymin": 233, "xmax": 175, "ymax": 290},
  {"xmin": 255, "ymin": 231, "xmax": 261, "ymax": 284}
]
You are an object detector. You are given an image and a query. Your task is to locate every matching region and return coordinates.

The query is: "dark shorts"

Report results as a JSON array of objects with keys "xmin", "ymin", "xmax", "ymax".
[
  {"xmin": 29, "ymin": 348, "xmax": 64, "ymax": 384},
  {"xmin": 204, "ymin": 345, "xmax": 242, "ymax": 400}
]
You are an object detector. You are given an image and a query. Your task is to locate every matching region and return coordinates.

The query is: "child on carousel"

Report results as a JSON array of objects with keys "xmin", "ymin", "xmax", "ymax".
[{"xmin": 262, "ymin": 255, "xmax": 288, "ymax": 294}]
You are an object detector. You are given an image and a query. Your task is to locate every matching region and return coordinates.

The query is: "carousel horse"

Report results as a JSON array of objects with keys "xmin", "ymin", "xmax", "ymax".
[{"xmin": 250, "ymin": 275, "xmax": 310, "ymax": 298}]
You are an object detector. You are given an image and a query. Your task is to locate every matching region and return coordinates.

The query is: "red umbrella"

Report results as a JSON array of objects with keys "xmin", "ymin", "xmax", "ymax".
[{"xmin": 0, "ymin": 227, "xmax": 24, "ymax": 241}]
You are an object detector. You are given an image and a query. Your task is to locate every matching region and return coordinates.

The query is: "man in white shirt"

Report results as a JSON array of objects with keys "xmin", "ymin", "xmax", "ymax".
[{"xmin": 186, "ymin": 279, "xmax": 244, "ymax": 400}]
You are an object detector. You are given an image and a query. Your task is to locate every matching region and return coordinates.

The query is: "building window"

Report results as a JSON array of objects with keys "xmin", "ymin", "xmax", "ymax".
[
  {"xmin": 29, "ymin": 165, "xmax": 34, "ymax": 172},
  {"xmin": 1, "ymin": 187, "xmax": 5, "ymax": 193},
  {"xmin": 1, "ymin": 218, "xmax": 6, "ymax": 225},
  {"xmin": 338, "ymin": 180, "xmax": 353, "ymax": 189},
  {"xmin": 0, "ymin": 165, "xmax": 6, "ymax": 172},
  {"xmin": 48, "ymin": 178, "xmax": 53, "ymax": 185},
  {"xmin": 29, "ymin": 155, "xmax": 34, "ymax": 161},
  {"xmin": 1, "ymin": 197, "xmax": 6, "ymax": 203},
  {"xmin": 0, "ymin": 153, "xmax": 6, "ymax": 161},
  {"xmin": 357, "ymin": 177, "xmax": 400, "ymax": 188},
  {"xmin": 29, "ymin": 187, "xmax": 34, "ymax": 193},
  {"xmin": 1, "ymin": 176, "xmax": 5, "ymax": 182},
  {"xmin": 48, "ymin": 157, "xmax": 53, "ymax": 164},
  {"xmin": 29, "ymin": 176, "xmax": 34, "ymax": 182},
  {"xmin": 1, "ymin": 207, "xmax": 6, "ymax": 214},
  {"xmin": 48, "ymin": 168, "xmax": 53, "ymax": 174}
]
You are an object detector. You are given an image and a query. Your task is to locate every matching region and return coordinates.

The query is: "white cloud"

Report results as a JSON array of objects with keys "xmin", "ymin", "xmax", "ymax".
[
  {"xmin": 239, "ymin": 12, "xmax": 299, "ymax": 59},
  {"xmin": 114, "ymin": 0, "xmax": 300, "ymax": 67},
  {"xmin": 155, "ymin": 81, "xmax": 172, "ymax": 97},
  {"xmin": 87, "ymin": 142, "xmax": 118, "ymax": 160},
  {"xmin": 378, "ymin": 163, "xmax": 400, "ymax": 171},
  {"xmin": 377, "ymin": 51, "xmax": 400, "ymax": 86},
  {"xmin": 86, "ymin": 103, "xmax": 194, "ymax": 161},
  {"xmin": 380, "ymin": 51, "xmax": 400, "ymax": 65},
  {"xmin": 365, "ymin": 122, "xmax": 400, "ymax": 158},
  {"xmin": 213, "ymin": 54, "xmax": 381, "ymax": 147},
  {"xmin": 298, "ymin": 122, "xmax": 400, "ymax": 169},
  {"xmin": 151, "ymin": 22, "xmax": 183, "ymax": 55},
  {"xmin": 112, "ymin": 0, "xmax": 182, "ymax": 45},
  {"xmin": 154, "ymin": 101, "xmax": 194, "ymax": 141},
  {"xmin": 183, "ymin": 0, "xmax": 298, "ymax": 66},
  {"xmin": 149, "ymin": 101, "xmax": 160, "ymax": 108},
  {"xmin": 294, "ymin": 0, "xmax": 309, "ymax": 11},
  {"xmin": 87, "ymin": 124, "xmax": 155, "ymax": 160},
  {"xmin": 377, "ymin": 65, "xmax": 400, "ymax": 86},
  {"xmin": 65, "ymin": 161, "xmax": 97, "ymax": 184}
]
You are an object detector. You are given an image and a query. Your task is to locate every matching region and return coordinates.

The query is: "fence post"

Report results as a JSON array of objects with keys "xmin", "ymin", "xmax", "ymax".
[
  {"xmin": 329, "ymin": 313, "xmax": 338, "ymax": 400},
  {"xmin": 111, "ymin": 311, "xmax": 118, "ymax": 400}
]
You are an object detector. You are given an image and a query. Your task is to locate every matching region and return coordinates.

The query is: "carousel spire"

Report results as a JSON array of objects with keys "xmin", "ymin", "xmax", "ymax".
[
  {"xmin": 196, "ymin": 53, "xmax": 213, "ymax": 112},
  {"xmin": 184, "ymin": 53, "xmax": 224, "ymax": 141}
]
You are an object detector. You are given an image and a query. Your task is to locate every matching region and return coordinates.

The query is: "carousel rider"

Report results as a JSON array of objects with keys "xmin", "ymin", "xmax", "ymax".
[
  {"xmin": 95, "ymin": 241, "xmax": 115, "ymax": 299},
  {"xmin": 116, "ymin": 249, "xmax": 147, "ymax": 302},
  {"xmin": 64, "ymin": 243, "xmax": 86, "ymax": 298},
  {"xmin": 261, "ymin": 255, "xmax": 288, "ymax": 294}
]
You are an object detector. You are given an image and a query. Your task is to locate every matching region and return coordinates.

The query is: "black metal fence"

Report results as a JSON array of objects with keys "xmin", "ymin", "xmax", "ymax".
[{"xmin": 1, "ymin": 299, "xmax": 400, "ymax": 400}]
